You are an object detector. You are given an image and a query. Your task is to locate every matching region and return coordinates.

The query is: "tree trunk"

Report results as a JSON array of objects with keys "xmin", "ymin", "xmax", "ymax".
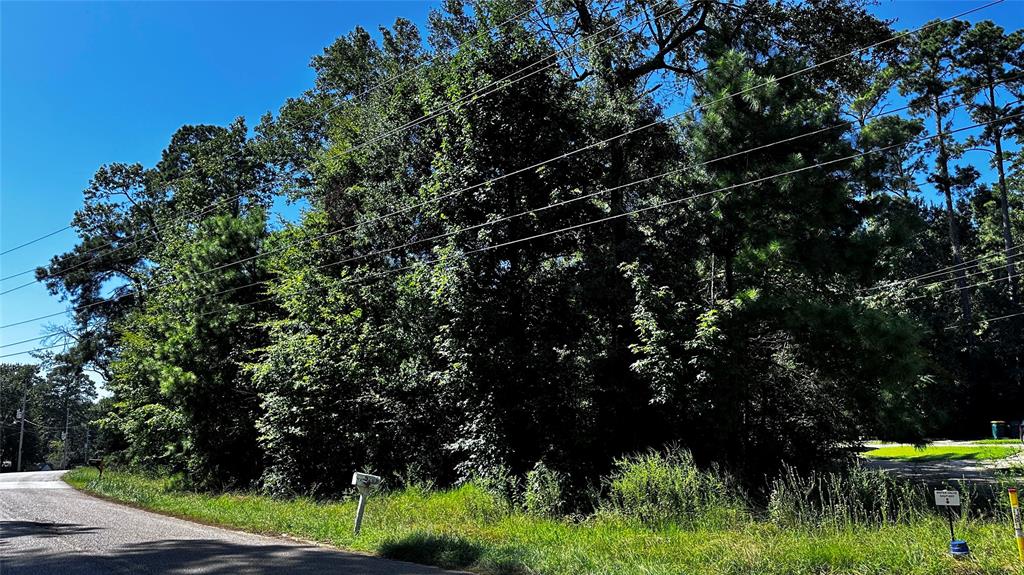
[
  {"xmin": 933, "ymin": 101, "xmax": 973, "ymax": 327},
  {"xmin": 934, "ymin": 98, "xmax": 981, "ymax": 422},
  {"xmin": 988, "ymin": 84, "xmax": 1018, "ymax": 303}
]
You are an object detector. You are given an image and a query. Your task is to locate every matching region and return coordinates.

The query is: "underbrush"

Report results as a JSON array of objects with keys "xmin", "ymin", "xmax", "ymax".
[{"xmin": 65, "ymin": 451, "xmax": 1024, "ymax": 575}]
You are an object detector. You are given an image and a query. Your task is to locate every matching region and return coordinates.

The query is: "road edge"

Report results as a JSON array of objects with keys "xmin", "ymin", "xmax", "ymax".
[{"xmin": 60, "ymin": 470, "xmax": 471, "ymax": 575}]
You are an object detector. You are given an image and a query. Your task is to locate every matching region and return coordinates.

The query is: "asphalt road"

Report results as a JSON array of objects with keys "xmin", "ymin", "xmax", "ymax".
[{"xmin": 0, "ymin": 471, "xmax": 458, "ymax": 574}]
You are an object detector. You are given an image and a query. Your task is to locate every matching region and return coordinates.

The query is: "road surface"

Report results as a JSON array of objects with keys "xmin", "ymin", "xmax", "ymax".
[
  {"xmin": 861, "ymin": 440, "xmax": 1024, "ymax": 485},
  {"xmin": 0, "ymin": 471, "xmax": 459, "ymax": 574}
]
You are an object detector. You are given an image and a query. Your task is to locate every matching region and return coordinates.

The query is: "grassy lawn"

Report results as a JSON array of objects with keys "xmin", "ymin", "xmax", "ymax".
[
  {"xmin": 975, "ymin": 439, "xmax": 1023, "ymax": 445},
  {"xmin": 65, "ymin": 467, "xmax": 1024, "ymax": 575},
  {"xmin": 862, "ymin": 445, "xmax": 1018, "ymax": 462}
]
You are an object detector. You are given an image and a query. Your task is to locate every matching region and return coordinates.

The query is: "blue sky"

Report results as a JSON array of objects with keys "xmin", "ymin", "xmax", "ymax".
[{"xmin": 1, "ymin": 0, "xmax": 1022, "ymax": 369}]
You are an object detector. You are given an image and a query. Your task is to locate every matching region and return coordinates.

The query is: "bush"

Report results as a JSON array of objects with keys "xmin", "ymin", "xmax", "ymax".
[
  {"xmin": 469, "ymin": 463, "xmax": 523, "ymax": 512},
  {"xmin": 524, "ymin": 461, "xmax": 565, "ymax": 517},
  {"xmin": 600, "ymin": 445, "xmax": 745, "ymax": 528},
  {"xmin": 768, "ymin": 463, "xmax": 928, "ymax": 527}
]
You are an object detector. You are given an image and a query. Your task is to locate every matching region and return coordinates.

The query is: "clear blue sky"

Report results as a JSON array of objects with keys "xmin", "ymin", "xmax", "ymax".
[{"xmin": 1, "ymin": 0, "xmax": 1022, "ymax": 367}]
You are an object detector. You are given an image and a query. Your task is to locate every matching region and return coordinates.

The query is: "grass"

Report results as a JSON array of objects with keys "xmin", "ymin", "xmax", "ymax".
[
  {"xmin": 975, "ymin": 439, "xmax": 1023, "ymax": 445},
  {"xmin": 65, "ymin": 467, "xmax": 1024, "ymax": 575},
  {"xmin": 862, "ymin": 445, "xmax": 1019, "ymax": 462}
]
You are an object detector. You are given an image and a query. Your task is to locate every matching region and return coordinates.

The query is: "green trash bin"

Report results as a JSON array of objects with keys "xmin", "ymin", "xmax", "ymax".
[{"xmin": 992, "ymin": 420, "xmax": 1008, "ymax": 439}]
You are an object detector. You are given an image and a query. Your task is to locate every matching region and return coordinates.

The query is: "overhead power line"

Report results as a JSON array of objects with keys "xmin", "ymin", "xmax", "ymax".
[
  {"xmin": 0, "ymin": 1, "xmax": 1007, "ymax": 349},
  {"xmin": 944, "ymin": 310, "xmax": 1024, "ymax": 331},
  {"xmin": 906, "ymin": 267, "xmax": 1022, "ymax": 302},
  {"xmin": 866, "ymin": 243, "xmax": 1024, "ymax": 292},
  {"xmin": 0, "ymin": 73, "xmax": 997, "ymax": 336},
  {"xmin": 2, "ymin": 0, "xmax": 1006, "ymax": 315},
  {"xmin": 0, "ymin": 226, "xmax": 72, "ymax": 257},
  {"xmin": 0, "ymin": 1, "xmax": 679, "ymax": 287},
  {"xmin": 3, "ymin": 109, "xmax": 1018, "ymax": 358},
  {"xmin": 2, "ymin": 0, "xmax": 998, "ymax": 291},
  {"xmin": 867, "ymin": 245, "xmax": 1024, "ymax": 294}
]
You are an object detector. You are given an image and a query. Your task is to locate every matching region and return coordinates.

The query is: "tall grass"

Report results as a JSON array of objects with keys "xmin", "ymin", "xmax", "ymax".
[
  {"xmin": 599, "ymin": 446, "xmax": 747, "ymax": 528},
  {"xmin": 66, "ymin": 466, "xmax": 1024, "ymax": 575},
  {"xmin": 767, "ymin": 463, "xmax": 929, "ymax": 528}
]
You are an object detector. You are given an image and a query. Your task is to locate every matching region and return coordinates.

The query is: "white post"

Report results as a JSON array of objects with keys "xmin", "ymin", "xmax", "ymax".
[
  {"xmin": 353, "ymin": 491, "xmax": 368, "ymax": 535},
  {"xmin": 351, "ymin": 472, "xmax": 381, "ymax": 535}
]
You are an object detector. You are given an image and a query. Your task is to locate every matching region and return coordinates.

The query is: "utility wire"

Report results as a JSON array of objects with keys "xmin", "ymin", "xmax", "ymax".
[
  {"xmin": 944, "ymin": 310, "xmax": 1024, "ymax": 331},
  {"xmin": 906, "ymin": 267, "xmax": 1022, "ymax": 302},
  {"xmin": 0, "ymin": 4, "xmax": 684, "ymax": 299},
  {"xmin": 0, "ymin": 0, "xmax": 994, "ymax": 289},
  {"xmin": 867, "ymin": 246, "xmax": 1024, "ymax": 294},
  {"xmin": 866, "ymin": 243, "xmax": 1024, "ymax": 291},
  {"xmin": 0, "ymin": 226, "xmax": 72, "ymax": 257},
  {"xmin": 4, "ymin": 110, "xmax": 1017, "ymax": 358},
  {"xmin": 0, "ymin": 2, "xmax": 673, "ymax": 286},
  {"xmin": 197, "ymin": 98, "xmax": 1011, "ymax": 307},
  {"xmin": 0, "ymin": 1, "xmax": 1006, "ymax": 338},
  {"xmin": 0, "ymin": 0, "xmax": 546, "ymax": 281},
  {"xmin": 5, "ymin": 3, "xmax": 1007, "ymax": 310},
  {"xmin": 1, "ymin": 71, "xmax": 994, "ymax": 334},
  {"xmin": 0, "ymin": 88, "xmax": 1014, "ymax": 339}
]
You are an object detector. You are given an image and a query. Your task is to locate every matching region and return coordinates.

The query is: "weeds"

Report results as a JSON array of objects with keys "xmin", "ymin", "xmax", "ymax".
[
  {"xmin": 599, "ymin": 446, "xmax": 746, "ymax": 528},
  {"xmin": 768, "ymin": 463, "xmax": 928, "ymax": 527}
]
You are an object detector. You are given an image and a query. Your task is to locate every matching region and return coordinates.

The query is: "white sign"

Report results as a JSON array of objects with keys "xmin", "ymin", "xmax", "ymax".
[{"xmin": 935, "ymin": 489, "xmax": 961, "ymax": 507}]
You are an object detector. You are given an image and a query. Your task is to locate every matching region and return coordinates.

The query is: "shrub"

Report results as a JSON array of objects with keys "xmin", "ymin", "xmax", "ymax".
[
  {"xmin": 469, "ymin": 463, "xmax": 523, "ymax": 512},
  {"xmin": 768, "ymin": 463, "xmax": 928, "ymax": 527},
  {"xmin": 524, "ymin": 461, "xmax": 565, "ymax": 517},
  {"xmin": 600, "ymin": 445, "xmax": 745, "ymax": 528}
]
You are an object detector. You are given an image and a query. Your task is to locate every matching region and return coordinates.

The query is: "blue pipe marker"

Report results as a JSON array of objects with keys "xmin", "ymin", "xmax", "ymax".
[{"xmin": 949, "ymin": 539, "xmax": 970, "ymax": 558}]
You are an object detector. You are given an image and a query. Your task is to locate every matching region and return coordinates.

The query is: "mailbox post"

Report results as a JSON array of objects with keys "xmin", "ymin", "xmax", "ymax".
[{"xmin": 351, "ymin": 472, "xmax": 381, "ymax": 535}]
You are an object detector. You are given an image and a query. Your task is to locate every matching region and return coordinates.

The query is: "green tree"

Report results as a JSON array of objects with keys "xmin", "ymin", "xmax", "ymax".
[{"xmin": 957, "ymin": 20, "xmax": 1024, "ymax": 301}]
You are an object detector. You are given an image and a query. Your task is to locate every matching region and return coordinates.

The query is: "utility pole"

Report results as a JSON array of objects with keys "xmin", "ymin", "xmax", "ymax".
[
  {"xmin": 84, "ymin": 427, "xmax": 91, "ymax": 463},
  {"xmin": 16, "ymin": 394, "xmax": 26, "ymax": 472},
  {"xmin": 61, "ymin": 404, "xmax": 70, "ymax": 470}
]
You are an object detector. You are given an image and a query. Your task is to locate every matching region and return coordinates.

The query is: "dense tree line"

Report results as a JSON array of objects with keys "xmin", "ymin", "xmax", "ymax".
[
  {"xmin": 9, "ymin": 0, "xmax": 1023, "ymax": 496},
  {"xmin": 0, "ymin": 363, "xmax": 99, "ymax": 471}
]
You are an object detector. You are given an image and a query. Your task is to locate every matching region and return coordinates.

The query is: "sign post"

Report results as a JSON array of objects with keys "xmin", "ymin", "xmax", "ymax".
[
  {"xmin": 935, "ymin": 489, "xmax": 969, "ymax": 558},
  {"xmin": 1008, "ymin": 488, "xmax": 1024, "ymax": 561}
]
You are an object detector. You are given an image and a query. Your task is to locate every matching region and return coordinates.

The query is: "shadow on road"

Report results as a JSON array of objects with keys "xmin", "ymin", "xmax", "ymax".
[
  {"xmin": 0, "ymin": 521, "xmax": 102, "ymax": 539},
  {"xmin": 379, "ymin": 532, "xmax": 484, "ymax": 569},
  {"xmin": 1, "ymin": 538, "xmax": 468, "ymax": 574}
]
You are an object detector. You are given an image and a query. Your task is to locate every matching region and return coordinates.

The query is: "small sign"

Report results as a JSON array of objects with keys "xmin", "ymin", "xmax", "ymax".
[{"xmin": 935, "ymin": 489, "xmax": 961, "ymax": 507}]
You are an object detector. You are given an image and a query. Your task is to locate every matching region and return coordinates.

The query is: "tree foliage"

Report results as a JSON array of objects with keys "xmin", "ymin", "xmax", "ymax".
[{"xmin": 23, "ymin": 1, "xmax": 1024, "ymax": 500}]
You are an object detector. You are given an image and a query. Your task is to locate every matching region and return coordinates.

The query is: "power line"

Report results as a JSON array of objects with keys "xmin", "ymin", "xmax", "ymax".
[
  {"xmin": 906, "ymin": 267, "xmax": 1022, "ymax": 302},
  {"xmin": 0, "ymin": 1, "xmax": 545, "ymax": 282},
  {"xmin": 1, "ymin": 0, "xmax": 995, "ymax": 291},
  {"xmin": 868, "ymin": 246, "xmax": 1023, "ymax": 294},
  {"xmin": 0, "ymin": 90, "xmax": 1015, "ymax": 340},
  {"xmin": 3, "ymin": 1, "xmax": 1002, "ymax": 315},
  {"xmin": 4, "ymin": 110, "xmax": 1017, "ymax": 359},
  {"xmin": 0, "ymin": 226, "xmax": 72, "ymax": 257},
  {"xmin": 0, "ymin": 1, "xmax": 1006, "ymax": 337},
  {"xmin": 944, "ymin": 310, "xmax": 1024, "ymax": 331},
  {"xmin": 0, "ymin": 71, "xmax": 982, "ymax": 335},
  {"xmin": 864, "ymin": 240, "xmax": 1024, "ymax": 288},
  {"xmin": 0, "ymin": 2, "xmax": 675, "ymax": 287}
]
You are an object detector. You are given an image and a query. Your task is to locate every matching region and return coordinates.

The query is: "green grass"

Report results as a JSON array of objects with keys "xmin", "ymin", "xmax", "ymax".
[
  {"xmin": 975, "ymin": 439, "xmax": 1023, "ymax": 445},
  {"xmin": 65, "ymin": 468, "xmax": 1024, "ymax": 575},
  {"xmin": 862, "ymin": 445, "xmax": 1018, "ymax": 462}
]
